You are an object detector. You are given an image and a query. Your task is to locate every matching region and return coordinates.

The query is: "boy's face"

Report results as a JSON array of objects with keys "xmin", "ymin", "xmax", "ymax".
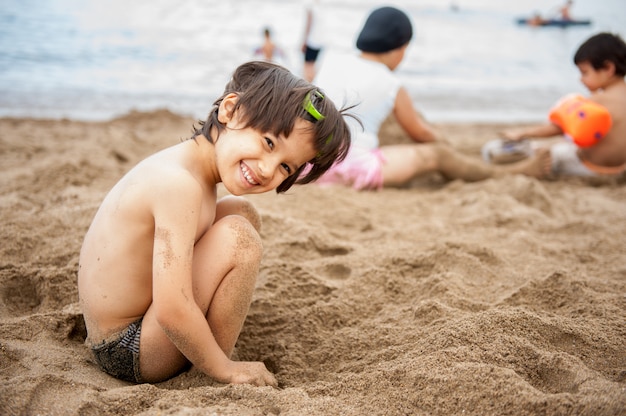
[
  {"xmin": 215, "ymin": 112, "xmax": 317, "ymax": 196},
  {"xmin": 576, "ymin": 61, "xmax": 611, "ymax": 92}
]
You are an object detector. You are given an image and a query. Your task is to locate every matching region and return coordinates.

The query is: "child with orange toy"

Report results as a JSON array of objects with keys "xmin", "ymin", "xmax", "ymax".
[{"xmin": 484, "ymin": 32, "xmax": 626, "ymax": 178}]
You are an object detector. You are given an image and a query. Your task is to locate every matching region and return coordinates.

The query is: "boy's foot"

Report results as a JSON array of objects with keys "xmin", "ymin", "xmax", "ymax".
[
  {"xmin": 499, "ymin": 147, "xmax": 551, "ymax": 178},
  {"xmin": 513, "ymin": 147, "xmax": 552, "ymax": 178}
]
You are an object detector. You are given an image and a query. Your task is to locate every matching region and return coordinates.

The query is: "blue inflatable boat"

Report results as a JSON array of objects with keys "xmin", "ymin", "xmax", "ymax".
[{"xmin": 516, "ymin": 17, "xmax": 592, "ymax": 27}]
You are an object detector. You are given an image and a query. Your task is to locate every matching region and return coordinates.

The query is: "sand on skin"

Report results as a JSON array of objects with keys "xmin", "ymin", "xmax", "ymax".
[{"xmin": 0, "ymin": 110, "xmax": 625, "ymax": 416}]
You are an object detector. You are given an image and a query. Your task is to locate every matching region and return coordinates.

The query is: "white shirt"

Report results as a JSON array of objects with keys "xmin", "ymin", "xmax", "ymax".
[{"xmin": 314, "ymin": 51, "xmax": 401, "ymax": 151}]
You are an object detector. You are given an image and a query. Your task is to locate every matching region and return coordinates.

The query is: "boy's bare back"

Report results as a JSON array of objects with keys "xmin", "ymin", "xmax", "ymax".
[
  {"xmin": 583, "ymin": 81, "xmax": 626, "ymax": 167},
  {"xmin": 79, "ymin": 139, "xmax": 217, "ymax": 344}
]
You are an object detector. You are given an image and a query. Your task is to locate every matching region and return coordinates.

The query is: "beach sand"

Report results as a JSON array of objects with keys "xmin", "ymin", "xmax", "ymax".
[{"xmin": 1, "ymin": 110, "xmax": 624, "ymax": 415}]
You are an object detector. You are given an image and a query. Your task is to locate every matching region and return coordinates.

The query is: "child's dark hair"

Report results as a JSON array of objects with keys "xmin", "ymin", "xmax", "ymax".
[
  {"xmin": 193, "ymin": 61, "xmax": 354, "ymax": 193},
  {"xmin": 574, "ymin": 32, "xmax": 626, "ymax": 77}
]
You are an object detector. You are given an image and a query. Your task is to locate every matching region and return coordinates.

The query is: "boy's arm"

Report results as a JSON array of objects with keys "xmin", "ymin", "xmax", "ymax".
[
  {"xmin": 500, "ymin": 123, "xmax": 563, "ymax": 141},
  {"xmin": 150, "ymin": 175, "xmax": 276, "ymax": 387},
  {"xmin": 393, "ymin": 87, "xmax": 440, "ymax": 143}
]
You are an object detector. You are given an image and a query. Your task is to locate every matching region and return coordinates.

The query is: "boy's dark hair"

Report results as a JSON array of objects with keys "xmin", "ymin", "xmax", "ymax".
[
  {"xmin": 193, "ymin": 61, "xmax": 354, "ymax": 193},
  {"xmin": 574, "ymin": 32, "xmax": 626, "ymax": 77}
]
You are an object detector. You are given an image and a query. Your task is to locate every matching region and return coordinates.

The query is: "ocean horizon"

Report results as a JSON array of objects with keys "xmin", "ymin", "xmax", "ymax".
[{"xmin": 0, "ymin": 0, "xmax": 624, "ymax": 123}]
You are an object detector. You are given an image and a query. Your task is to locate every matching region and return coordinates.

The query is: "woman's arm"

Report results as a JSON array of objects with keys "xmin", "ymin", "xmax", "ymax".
[{"xmin": 393, "ymin": 87, "xmax": 440, "ymax": 143}]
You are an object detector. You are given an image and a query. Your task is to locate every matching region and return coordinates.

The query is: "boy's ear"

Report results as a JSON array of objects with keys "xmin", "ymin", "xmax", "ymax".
[
  {"xmin": 218, "ymin": 93, "xmax": 238, "ymax": 123},
  {"xmin": 603, "ymin": 60, "xmax": 616, "ymax": 76},
  {"xmin": 598, "ymin": 60, "xmax": 615, "ymax": 75}
]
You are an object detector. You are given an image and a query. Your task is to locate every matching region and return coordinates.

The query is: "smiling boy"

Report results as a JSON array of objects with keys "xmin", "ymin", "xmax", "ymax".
[{"xmin": 78, "ymin": 61, "xmax": 351, "ymax": 386}]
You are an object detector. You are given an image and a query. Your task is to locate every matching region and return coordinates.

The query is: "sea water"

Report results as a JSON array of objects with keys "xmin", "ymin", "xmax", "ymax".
[{"xmin": 0, "ymin": 0, "xmax": 624, "ymax": 122}]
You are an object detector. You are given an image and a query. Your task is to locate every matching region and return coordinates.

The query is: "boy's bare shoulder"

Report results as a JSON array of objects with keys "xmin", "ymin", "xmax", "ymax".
[
  {"xmin": 143, "ymin": 162, "xmax": 207, "ymax": 200},
  {"xmin": 592, "ymin": 82, "xmax": 626, "ymax": 103},
  {"xmin": 589, "ymin": 85, "xmax": 626, "ymax": 122},
  {"xmin": 119, "ymin": 150, "xmax": 209, "ymax": 210}
]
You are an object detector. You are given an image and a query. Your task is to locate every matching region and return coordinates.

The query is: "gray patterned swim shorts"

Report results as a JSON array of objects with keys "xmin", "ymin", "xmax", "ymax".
[{"xmin": 91, "ymin": 319, "xmax": 143, "ymax": 383}]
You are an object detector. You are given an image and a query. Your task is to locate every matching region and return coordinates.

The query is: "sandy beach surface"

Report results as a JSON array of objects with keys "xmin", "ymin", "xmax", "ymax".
[{"xmin": 1, "ymin": 110, "xmax": 624, "ymax": 415}]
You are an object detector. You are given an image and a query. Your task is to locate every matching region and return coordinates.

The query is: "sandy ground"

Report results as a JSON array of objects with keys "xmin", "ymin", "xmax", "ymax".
[{"xmin": 1, "ymin": 110, "xmax": 624, "ymax": 415}]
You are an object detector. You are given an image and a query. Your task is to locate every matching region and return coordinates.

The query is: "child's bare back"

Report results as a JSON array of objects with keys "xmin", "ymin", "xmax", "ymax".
[
  {"xmin": 79, "ymin": 140, "xmax": 217, "ymax": 345},
  {"xmin": 582, "ymin": 81, "xmax": 626, "ymax": 167}
]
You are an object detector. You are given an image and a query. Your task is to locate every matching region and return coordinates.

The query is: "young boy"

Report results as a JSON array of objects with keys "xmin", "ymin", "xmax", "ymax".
[
  {"xmin": 313, "ymin": 6, "xmax": 546, "ymax": 191},
  {"xmin": 78, "ymin": 61, "xmax": 352, "ymax": 386},
  {"xmin": 497, "ymin": 32, "xmax": 626, "ymax": 177}
]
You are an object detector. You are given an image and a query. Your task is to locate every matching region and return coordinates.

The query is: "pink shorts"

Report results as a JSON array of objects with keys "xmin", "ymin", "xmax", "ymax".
[{"xmin": 316, "ymin": 148, "xmax": 386, "ymax": 190}]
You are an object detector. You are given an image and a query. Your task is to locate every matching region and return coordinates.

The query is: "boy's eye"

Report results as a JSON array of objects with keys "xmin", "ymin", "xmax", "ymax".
[
  {"xmin": 265, "ymin": 137, "xmax": 274, "ymax": 149},
  {"xmin": 281, "ymin": 163, "xmax": 292, "ymax": 174}
]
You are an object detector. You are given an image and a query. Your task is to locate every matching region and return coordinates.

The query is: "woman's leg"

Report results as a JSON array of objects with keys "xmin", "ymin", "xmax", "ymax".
[{"xmin": 380, "ymin": 142, "xmax": 549, "ymax": 185}]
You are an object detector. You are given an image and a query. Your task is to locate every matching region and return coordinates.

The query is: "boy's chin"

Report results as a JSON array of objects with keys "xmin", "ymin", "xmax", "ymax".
[
  {"xmin": 223, "ymin": 181, "xmax": 264, "ymax": 196},
  {"xmin": 223, "ymin": 184, "xmax": 244, "ymax": 196}
]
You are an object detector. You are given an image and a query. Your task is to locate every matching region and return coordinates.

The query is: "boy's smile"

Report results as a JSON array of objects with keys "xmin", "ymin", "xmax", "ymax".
[
  {"xmin": 240, "ymin": 162, "xmax": 259, "ymax": 186},
  {"xmin": 216, "ymin": 118, "xmax": 317, "ymax": 195}
]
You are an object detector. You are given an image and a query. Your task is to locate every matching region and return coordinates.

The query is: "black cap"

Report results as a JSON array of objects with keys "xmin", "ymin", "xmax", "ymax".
[{"xmin": 356, "ymin": 7, "xmax": 413, "ymax": 53}]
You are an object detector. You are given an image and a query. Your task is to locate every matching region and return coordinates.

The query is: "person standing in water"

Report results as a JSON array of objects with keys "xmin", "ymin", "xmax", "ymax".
[{"xmin": 301, "ymin": 0, "xmax": 326, "ymax": 82}]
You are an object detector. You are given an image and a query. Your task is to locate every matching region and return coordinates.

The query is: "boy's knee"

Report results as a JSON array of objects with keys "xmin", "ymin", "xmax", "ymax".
[
  {"xmin": 218, "ymin": 215, "xmax": 263, "ymax": 258},
  {"xmin": 216, "ymin": 196, "xmax": 262, "ymax": 232}
]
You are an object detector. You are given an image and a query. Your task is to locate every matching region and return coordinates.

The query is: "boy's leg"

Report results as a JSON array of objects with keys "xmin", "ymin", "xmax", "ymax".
[
  {"xmin": 303, "ymin": 62, "xmax": 315, "ymax": 82},
  {"xmin": 192, "ymin": 214, "xmax": 263, "ymax": 357},
  {"xmin": 138, "ymin": 201, "xmax": 263, "ymax": 382}
]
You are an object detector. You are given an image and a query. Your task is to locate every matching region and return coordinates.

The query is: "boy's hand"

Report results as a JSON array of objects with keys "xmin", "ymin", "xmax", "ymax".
[{"xmin": 227, "ymin": 361, "xmax": 278, "ymax": 388}]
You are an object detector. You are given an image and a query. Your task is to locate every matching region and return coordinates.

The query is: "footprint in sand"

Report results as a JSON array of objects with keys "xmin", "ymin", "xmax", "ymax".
[{"xmin": 0, "ymin": 266, "xmax": 41, "ymax": 317}]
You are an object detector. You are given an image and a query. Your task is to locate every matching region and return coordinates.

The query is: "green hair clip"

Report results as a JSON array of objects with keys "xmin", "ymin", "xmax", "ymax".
[
  {"xmin": 303, "ymin": 91, "xmax": 326, "ymax": 121},
  {"xmin": 304, "ymin": 90, "xmax": 332, "ymax": 159}
]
